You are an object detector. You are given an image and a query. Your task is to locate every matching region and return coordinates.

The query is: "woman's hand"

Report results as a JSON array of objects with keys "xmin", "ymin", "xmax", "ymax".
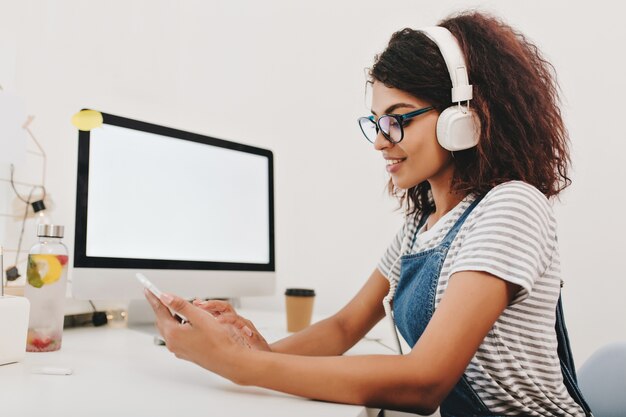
[
  {"xmin": 192, "ymin": 299, "xmax": 272, "ymax": 352},
  {"xmin": 144, "ymin": 289, "xmax": 249, "ymax": 381}
]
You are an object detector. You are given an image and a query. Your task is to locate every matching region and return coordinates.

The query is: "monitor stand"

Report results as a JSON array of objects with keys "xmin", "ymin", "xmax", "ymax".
[{"xmin": 127, "ymin": 299, "xmax": 158, "ymax": 327}]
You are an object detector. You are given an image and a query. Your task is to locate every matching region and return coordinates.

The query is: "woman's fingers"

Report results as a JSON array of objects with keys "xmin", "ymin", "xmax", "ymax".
[
  {"xmin": 144, "ymin": 288, "xmax": 176, "ymax": 333},
  {"xmin": 163, "ymin": 297, "xmax": 271, "ymax": 351},
  {"xmin": 144, "ymin": 289, "xmax": 190, "ymax": 342},
  {"xmin": 216, "ymin": 312, "xmax": 246, "ymax": 329},
  {"xmin": 217, "ymin": 313, "xmax": 271, "ymax": 352},
  {"xmin": 192, "ymin": 299, "xmax": 235, "ymax": 317}
]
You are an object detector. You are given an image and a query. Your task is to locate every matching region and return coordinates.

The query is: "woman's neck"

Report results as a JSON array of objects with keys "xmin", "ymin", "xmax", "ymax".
[{"xmin": 427, "ymin": 167, "xmax": 467, "ymax": 228}]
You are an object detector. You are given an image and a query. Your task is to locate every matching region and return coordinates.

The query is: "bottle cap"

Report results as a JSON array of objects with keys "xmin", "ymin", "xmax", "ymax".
[
  {"xmin": 37, "ymin": 224, "xmax": 64, "ymax": 238},
  {"xmin": 285, "ymin": 288, "xmax": 315, "ymax": 297},
  {"xmin": 31, "ymin": 200, "xmax": 46, "ymax": 213}
]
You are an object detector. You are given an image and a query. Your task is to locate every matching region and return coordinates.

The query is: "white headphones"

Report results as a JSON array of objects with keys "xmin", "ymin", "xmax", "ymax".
[{"xmin": 419, "ymin": 26, "xmax": 480, "ymax": 151}]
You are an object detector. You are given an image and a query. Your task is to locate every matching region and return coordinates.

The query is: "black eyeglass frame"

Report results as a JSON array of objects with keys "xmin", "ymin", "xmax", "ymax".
[{"xmin": 357, "ymin": 106, "xmax": 435, "ymax": 144}]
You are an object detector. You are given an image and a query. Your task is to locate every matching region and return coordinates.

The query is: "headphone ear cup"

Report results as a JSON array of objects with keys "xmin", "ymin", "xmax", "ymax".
[{"xmin": 436, "ymin": 106, "xmax": 481, "ymax": 151}]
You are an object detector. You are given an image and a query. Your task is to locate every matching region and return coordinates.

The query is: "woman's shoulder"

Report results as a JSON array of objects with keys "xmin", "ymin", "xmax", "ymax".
[
  {"xmin": 476, "ymin": 180, "xmax": 556, "ymax": 223},
  {"xmin": 484, "ymin": 180, "xmax": 550, "ymax": 201},
  {"xmin": 452, "ymin": 181, "xmax": 560, "ymax": 302}
]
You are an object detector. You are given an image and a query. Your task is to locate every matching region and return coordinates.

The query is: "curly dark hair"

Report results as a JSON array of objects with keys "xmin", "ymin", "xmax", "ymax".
[{"xmin": 369, "ymin": 11, "xmax": 570, "ymax": 216}]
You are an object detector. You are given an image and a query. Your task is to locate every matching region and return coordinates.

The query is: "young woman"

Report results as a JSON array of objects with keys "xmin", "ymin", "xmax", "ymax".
[{"xmin": 145, "ymin": 11, "xmax": 592, "ymax": 417}]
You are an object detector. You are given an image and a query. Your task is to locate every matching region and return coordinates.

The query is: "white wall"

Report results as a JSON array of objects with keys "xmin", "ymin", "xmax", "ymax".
[{"xmin": 1, "ymin": 0, "xmax": 624, "ymax": 365}]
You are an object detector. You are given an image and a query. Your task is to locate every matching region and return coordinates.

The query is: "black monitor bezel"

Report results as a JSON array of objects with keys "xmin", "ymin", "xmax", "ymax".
[{"xmin": 74, "ymin": 111, "xmax": 275, "ymax": 272}]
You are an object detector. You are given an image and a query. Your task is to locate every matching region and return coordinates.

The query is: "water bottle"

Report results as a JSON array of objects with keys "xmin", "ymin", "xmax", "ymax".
[{"xmin": 24, "ymin": 224, "xmax": 68, "ymax": 352}]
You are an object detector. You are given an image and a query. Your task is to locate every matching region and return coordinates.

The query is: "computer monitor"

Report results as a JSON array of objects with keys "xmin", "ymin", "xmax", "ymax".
[{"xmin": 72, "ymin": 111, "xmax": 275, "ymax": 301}]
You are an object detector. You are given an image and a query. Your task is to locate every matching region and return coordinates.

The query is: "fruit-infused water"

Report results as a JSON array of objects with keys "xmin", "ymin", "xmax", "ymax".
[{"xmin": 24, "ymin": 225, "xmax": 68, "ymax": 352}]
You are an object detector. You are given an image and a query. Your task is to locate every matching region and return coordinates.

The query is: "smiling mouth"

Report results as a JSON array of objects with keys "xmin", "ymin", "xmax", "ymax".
[{"xmin": 386, "ymin": 158, "xmax": 406, "ymax": 166}]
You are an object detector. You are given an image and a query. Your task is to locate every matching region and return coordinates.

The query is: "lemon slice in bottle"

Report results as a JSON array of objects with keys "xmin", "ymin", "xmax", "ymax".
[{"xmin": 30, "ymin": 254, "xmax": 63, "ymax": 285}]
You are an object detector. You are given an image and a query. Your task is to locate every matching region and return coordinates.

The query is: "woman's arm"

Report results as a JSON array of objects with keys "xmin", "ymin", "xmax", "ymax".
[
  {"xmin": 148, "ymin": 269, "xmax": 519, "ymax": 414},
  {"xmin": 242, "ymin": 270, "xmax": 519, "ymax": 413},
  {"xmin": 270, "ymin": 268, "xmax": 389, "ymax": 355},
  {"xmin": 193, "ymin": 268, "xmax": 390, "ymax": 356}
]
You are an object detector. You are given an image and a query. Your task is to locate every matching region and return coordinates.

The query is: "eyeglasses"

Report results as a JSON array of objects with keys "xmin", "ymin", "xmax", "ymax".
[{"xmin": 357, "ymin": 106, "xmax": 434, "ymax": 144}]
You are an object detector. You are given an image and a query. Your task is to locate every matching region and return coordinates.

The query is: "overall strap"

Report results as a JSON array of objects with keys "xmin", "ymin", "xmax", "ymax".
[
  {"xmin": 409, "ymin": 194, "xmax": 485, "ymax": 248},
  {"xmin": 410, "ymin": 194, "xmax": 485, "ymax": 251},
  {"xmin": 556, "ymin": 295, "xmax": 578, "ymax": 381},
  {"xmin": 439, "ymin": 194, "xmax": 485, "ymax": 248},
  {"xmin": 556, "ymin": 294, "xmax": 594, "ymax": 416},
  {"xmin": 409, "ymin": 208, "xmax": 432, "ymax": 250}
]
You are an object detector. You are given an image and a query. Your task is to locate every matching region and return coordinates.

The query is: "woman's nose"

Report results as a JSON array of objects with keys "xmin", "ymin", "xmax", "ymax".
[{"xmin": 373, "ymin": 132, "xmax": 392, "ymax": 151}]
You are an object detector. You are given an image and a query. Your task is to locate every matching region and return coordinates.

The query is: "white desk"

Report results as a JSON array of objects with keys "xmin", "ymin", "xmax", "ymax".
[{"xmin": 0, "ymin": 310, "xmax": 392, "ymax": 417}]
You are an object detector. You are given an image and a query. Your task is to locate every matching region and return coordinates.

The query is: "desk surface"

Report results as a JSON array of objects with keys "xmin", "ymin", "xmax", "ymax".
[{"xmin": 0, "ymin": 311, "xmax": 392, "ymax": 417}]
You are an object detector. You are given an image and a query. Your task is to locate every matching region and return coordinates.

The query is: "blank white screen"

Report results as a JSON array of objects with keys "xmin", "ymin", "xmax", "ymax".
[{"xmin": 86, "ymin": 124, "xmax": 270, "ymax": 264}]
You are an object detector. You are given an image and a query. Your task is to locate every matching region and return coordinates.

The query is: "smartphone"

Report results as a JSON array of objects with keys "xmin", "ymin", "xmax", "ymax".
[{"xmin": 136, "ymin": 273, "xmax": 188, "ymax": 323}]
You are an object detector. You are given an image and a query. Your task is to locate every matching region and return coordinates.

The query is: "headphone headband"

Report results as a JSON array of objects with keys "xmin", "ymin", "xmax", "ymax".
[{"xmin": 419, "ymin": 26, "xmax": 473, "ymax": 103}]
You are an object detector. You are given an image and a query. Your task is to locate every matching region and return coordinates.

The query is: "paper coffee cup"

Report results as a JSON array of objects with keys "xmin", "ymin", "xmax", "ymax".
[{"xmin": 285, "ymin": 288, "xmax": 315, "ymax": 333}]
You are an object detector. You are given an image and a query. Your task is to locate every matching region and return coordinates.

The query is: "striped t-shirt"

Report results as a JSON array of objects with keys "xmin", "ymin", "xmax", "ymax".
[{"xmin": 378, "ymin": 181, "xmax": 584, "ymax": 416}]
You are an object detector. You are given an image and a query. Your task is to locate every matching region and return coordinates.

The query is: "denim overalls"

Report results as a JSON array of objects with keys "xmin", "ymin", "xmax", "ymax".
[{"xmin": 392, "ymin": 196, "xmax": 593, "ymax": 417}]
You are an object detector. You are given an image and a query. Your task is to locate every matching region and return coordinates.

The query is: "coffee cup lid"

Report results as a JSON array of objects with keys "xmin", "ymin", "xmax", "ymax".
[{"xmin": 285, "ymin": 288, "xmax": 315, "ymax": 297}]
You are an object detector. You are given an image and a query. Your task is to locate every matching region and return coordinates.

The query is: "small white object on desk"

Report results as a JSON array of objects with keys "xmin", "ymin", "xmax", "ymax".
[{"xmin": 31, "ymin": 366, "xmax": 73, "ymax": 375}]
